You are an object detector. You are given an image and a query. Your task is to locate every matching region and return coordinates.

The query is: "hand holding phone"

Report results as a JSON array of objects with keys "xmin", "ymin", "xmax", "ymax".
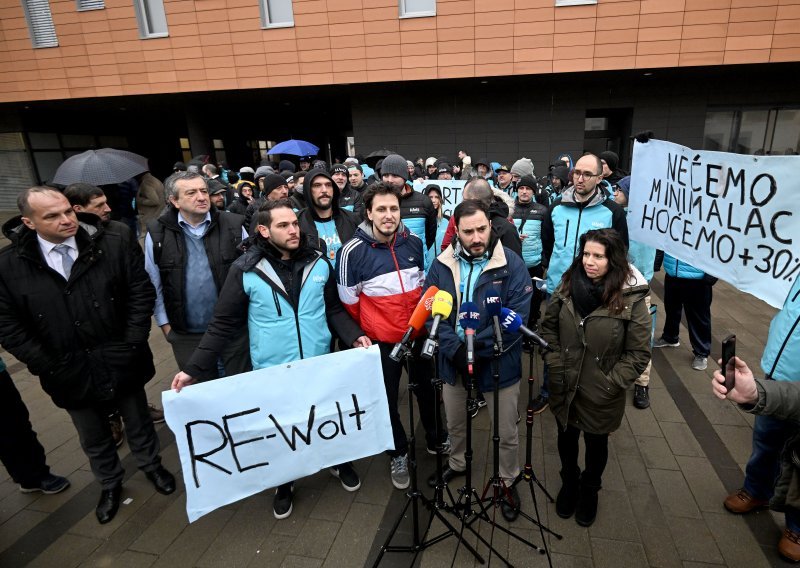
[{"xmin": 722, "ymin": 334, "xmax": 736, "ymax": 391}]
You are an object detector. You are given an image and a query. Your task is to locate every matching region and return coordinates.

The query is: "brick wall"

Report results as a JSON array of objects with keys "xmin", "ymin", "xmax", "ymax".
[{"xmin": 1, "ymin": 0, "xmax": 799, "ymax": 102}]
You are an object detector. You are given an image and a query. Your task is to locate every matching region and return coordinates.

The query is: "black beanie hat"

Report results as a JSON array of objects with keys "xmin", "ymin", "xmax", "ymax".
[
  {"xmin": 517, "ymin": 175, "xmax": 538, "ymax": 190},
  {"xmin": 380, "ymin": 154, "xmax": 409, "ymax": 181},
  {"xmin": 330, "ymin": 163, "xmax": 348, "ymax": 175},
  {"xmin": 599, "ymin": 151, "xmax": 619, "ymax": 172},
  {"xmin": 263, "ymin": 172, "xmax": 288, "ymax": 194}
]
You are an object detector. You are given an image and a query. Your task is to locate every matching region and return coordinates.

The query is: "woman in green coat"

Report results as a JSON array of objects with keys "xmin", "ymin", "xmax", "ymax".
[{"xmin": 541, "ymin": 228, "xmax": 651, "ymax": 527}]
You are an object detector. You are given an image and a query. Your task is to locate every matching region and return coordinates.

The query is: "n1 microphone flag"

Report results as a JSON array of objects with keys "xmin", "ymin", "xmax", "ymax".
[{"xmin": 499, "ymin": 307, "xmax": 552, "ymax": 352}]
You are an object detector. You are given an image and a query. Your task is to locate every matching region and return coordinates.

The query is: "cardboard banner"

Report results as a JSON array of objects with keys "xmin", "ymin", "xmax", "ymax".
[
  {"xmin": 162, "ymin": 345, "xmax": 392, "ymax": 522},
  {"xmin": 412, "ymin": 179, "xmax": 467, "ymax": 217},
  {"xmin": 628, "ymin": 139, "xmax": 799, "ymax": 308}
]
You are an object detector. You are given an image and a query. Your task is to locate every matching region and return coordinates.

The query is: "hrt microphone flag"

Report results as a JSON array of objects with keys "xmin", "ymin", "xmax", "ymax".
[
  {"xmin": 458, "ymin": 301, "xmax": 480, "ymax": 372},
  {"xmin": 484, "ymin": 289, "xmax": 504, "ymax": 350}
]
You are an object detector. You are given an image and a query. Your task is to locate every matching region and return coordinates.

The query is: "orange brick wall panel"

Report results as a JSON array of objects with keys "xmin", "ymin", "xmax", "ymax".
[
  {"xmin": 726, "ymin": 35, "xmax": 774, "ymax": 50},
  {"xmin": 723, "ymin": 48, "xmax": 771, "ymax": 63},
  {"xmin": 513, "ymin": 60, "xmax": 553, "ymax": 75},
  {"xmin": 679, "ymin": 50, "xmax": 725, "ymax": 66},
  {"xmin": 593, "ymin": 54, "xmax": 636, "ymax": 70},
  {"xmin": 554, "ymin": 32, "xmax": 596, "ymax": 47},
  {"xmin": 515, "ymin": 47, "xmax": 555, "ymax": 61},
  {"xmin": 682, "ymin": 23, "xmax": 729, "ymax": 39},
  {"xmin": 594, "ymin": 42, "xmax": 636, "ymax": 58},
  {"xmin": 773, "ymin": 33, "xmax": 800, "ymax": 47},
  {"xmin": 639, "ymin": 12, "xmax": 684, "ymax": 28},
  {"xmin": 596, "ymin": 15, "xmax": 641, "ymax": 30},
  {"xmin": 552, "ymin": 58, "xmax": 593, "ymax": 73},
  {"xmin": 437, "ymin": 65, "xmax": 476, "ymax": 79},
  {"xmin": 771, "ymin": 46, "xmax": 800, "ymax": 61},
  {"xmin": 728, "ymin": 21, "xmax": 776, "ymax": 35},
  {"xmin": 683, "ymin": 9, "xmax": 730, "ymax": 26}
]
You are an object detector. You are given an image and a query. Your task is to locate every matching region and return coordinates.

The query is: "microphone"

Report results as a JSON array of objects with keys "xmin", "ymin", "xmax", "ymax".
[
  {"xmin": 484, "ymin": 289, "xmax": 504, "ymax": 352},
  {"xmin": 421, "ymin": 290, "xmax": 454, "ymax": 359},
  {"xmin": 390, "ymin": 285, "xmax": 439, "ymax": 362},
  {"xmin": 499, "ymin": 307, "xmax": 552, "ymax": 352},
  {"xmin": 457, "ymin": 301, "xmax": 480, "ymax": 373}
]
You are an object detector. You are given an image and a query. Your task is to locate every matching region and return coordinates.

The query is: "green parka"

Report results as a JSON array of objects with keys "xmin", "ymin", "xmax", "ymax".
[{"xmin": 541, "ymin": 265, "xmax": 652, "ymax": 434}]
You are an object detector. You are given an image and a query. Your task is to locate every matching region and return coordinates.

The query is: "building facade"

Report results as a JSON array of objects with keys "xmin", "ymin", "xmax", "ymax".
[{"xmin": 0, "ymin": 0, "xmax": 798, "ymax": 207}]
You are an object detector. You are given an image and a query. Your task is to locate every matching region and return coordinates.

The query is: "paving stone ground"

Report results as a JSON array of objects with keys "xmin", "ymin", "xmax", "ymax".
[{"xmin": 0, "ymin": 249, "xmax": 789, "ymax": 567}]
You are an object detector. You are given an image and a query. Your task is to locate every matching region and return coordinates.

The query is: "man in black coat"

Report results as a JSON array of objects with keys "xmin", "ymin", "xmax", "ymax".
[{"xmin": 0, "ymin": 187, "xmax": 175, "ymax": 525}]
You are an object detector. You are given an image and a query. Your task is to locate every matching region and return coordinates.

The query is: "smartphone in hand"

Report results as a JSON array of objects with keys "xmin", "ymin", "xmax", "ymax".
[{"xmin": 722, "ymin": 334, "xmax": 736, "ymax": 391}]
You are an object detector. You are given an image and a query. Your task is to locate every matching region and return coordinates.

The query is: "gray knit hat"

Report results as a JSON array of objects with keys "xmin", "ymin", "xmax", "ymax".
[
  {"xmin": 380, "ymin": 154, "xmax": 409, "ymax": 181},
  {"xmin": 510, "ymin": 158, "xmax": 534, "ymax": 178}
]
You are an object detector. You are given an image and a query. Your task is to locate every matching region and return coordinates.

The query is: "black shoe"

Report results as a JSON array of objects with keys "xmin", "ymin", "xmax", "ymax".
[
  {"xmin": 273, "ymin": 482, "xmax": 294, "ymax": 519},
  {"xmin": 427, "ymin": 466, "xmax": 466, "ymax": 488},
  {"xmin": 501, "ymin": 485, "xmax": 521, "ymax": 522},
  {"xmin": 575, "ymin": 483, "xmax": 600, "ymax": 527},
  {"xmin": 20, "ymin": 473, "xmax": 70, "ymax": 495},
  {"xmin": 531, "ymin": 395, "xmax": 549, "ymax": 415},
  {"xmin": 555, "ymin": 469, "xmax": 580, "ymax": 519},
  {"xmin": 330, "ymin": 462, "xmax": 361, "ymax": 492},
  {"xmin": 96, "ymin": 484, "xmax": 122, "ymax": 524},
  {"xmin": 633, "ymin": 385, "xmax": 650, "ymax": 409},
  {"xmin": 145, "ymin": 466, "xmax": 176, "ymax": 495}
]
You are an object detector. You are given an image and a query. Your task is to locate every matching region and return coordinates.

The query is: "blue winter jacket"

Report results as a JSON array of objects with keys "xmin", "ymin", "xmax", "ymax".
[
  {"xmin": 662, "ymin": 254, "xmax": 705, "ymax": 280},
  {"xmin": 542, "ymin": 186, "xmax": 629, "ymax": 293},
  {"xmin": 183, "ymin": 239, "xmax": 362, "ymax": 379},
  {"xmin": 424, "ymin": 239, "xmax": 532, "ymax": 392},
  {"xmin": 512, "ymin": 200, "xmax": 548, "ymax": 268},
  {"xmin": 761, "ymin": 277, "xmax": 800, "ymax": 382}
]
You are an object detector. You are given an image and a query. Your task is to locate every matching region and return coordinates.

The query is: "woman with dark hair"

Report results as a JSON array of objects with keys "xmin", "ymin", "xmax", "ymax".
[{"xmin": 540, "ymin": 228, "xmax": 651, "ymax": 527}]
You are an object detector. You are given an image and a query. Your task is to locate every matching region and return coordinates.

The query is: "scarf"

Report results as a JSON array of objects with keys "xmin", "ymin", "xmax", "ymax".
[{"xmin": 571, "ymin": 268, "xmax": 605, "ymax": 319}]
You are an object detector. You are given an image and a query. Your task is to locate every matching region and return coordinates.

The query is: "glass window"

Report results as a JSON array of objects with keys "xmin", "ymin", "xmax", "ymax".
[
  {"xmin": 555, "ymin": 0, "xmax": 597, "ymax": 5},
  {"xmin": 771, "ymin": 109, "xmax": 800, "ymax": 155},
  {"xmin": 400, "ymin": 0, "xmax": 435, "ymax": 17},
  {"xmin": 21, "ymin": 0, "xmax": 58, "ymax": 48},
  {"xmin": 133, "ymin": 0, "xmax": 169, "ymax": 38},
  {"xmin": 735, "ymin": 110, "xmax": 769, "ymax": 155},
  {"xmin": 703, "ymin": 111, "xmax": 736, "ymax": 152},
  {"xmin": 213, "ymin": 139, "xmax": 224, "ymax": 150},
  {"xmin": 33, "ymin": 151, "xmax": 66, "ymax": 184},
  {"xmin": 61, "ymin": 134, "xmax": 96, "ymax": 148},
  {"xmin": 98, "ymin": 135, "xmax": 128, "ymax": 148},
  {"xmin": 0, "ymin": 134, "xmax": 36, "ymax": 209},
  {"xmin": 261, "ymin": 0, "xmax": 293, "ymax": 28}
]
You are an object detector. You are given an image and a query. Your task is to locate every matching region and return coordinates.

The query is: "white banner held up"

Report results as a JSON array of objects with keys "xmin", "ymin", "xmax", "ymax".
[
  {"xmin": 162, "ymin": 345, "xmax": 392, "ymax": 522},
  {"xmin": 628, "ymin": 139, "xmax": 799, "ymax": 308},
  {"xmin": 412, "ymin": 179, "xmax": 467, "ymax": 217}
]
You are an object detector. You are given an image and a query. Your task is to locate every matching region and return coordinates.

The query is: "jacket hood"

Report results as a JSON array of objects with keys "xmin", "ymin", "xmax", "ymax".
[
  {"xmin": 490, "ymin": 188, "xmax": 515, "ymax": 218},
  {"xmin": 2, "ymin": 215, "xmax": 24, "ymax": 242},
  {"xmin": 303, "ymin": 169, "xmax": 341, "ymax": 220},
  {"xmin": 552, "ymin": 165, "xmax": 570, "ymax": 187},
  {"xmin": 355, "ymin": 219, "xmax": 408, "ymax": 245},
  {"xmin": 559, "ymin": 185, "xmax": 606, "ymax": 208},
  {"xmin": 2, "ymin": 213, "xmax": 102, "ymax": 244}
]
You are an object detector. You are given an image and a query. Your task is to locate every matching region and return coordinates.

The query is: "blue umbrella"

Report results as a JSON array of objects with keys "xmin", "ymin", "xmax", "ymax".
[{"xmin": 268, "ymin": 139, "xmax": 319, "ymax": 157}]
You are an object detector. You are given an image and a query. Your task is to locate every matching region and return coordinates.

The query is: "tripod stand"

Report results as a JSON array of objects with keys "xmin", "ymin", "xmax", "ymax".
[
  {"xmin": 372, "ymin": 340, "xmax": 483, "ymax": 567},
  {"xmin": 508, "ymin": 340, "xmax": 563, "ymax": 567},
  {"xmin": 449, "ymin": 340, "xmax": 545, "ymax": 567}
]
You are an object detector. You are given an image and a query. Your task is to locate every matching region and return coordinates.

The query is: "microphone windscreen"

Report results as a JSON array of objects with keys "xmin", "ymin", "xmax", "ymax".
[
  {"xmin": 408, "ymin": 286, "xmax": 439, "ymax": 331},
  {"xmin": 499, "ymin": 307, "xmax": 523, "ymax": 333},
  {"xmin": 484, "ymin": 289, "xmax": 502, "ymax": 317},
  {"xmin": 458, "ymin": 301, "xmax": 480, "ymax": 331},
  {"xmin": 431, "ymin": 290, "xmax": 454, "ymax": 319}
]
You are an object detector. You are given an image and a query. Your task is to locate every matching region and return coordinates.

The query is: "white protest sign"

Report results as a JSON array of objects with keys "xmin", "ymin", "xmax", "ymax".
[
  {"xmin": 412, "ymin": 179, "xmax": 467, "ymax": 217},
  {"xmin": 628, "ymin": 139, "xmax": 799, "ymax": 308},
  {"xmin": 162, "ymin": 345, "xmax": 392, "ymax": 522}
]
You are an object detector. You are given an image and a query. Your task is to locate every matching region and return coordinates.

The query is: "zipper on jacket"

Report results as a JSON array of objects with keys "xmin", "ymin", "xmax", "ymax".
[
  {"xmin": 464, "ymin": 263, "xmax": 475, "ymax": 303},
  {"xmin": 388, "ymin": 237, "xmax": 407, "ymax": 295},
  {"xmin": 572, "ymin": 208, "xmax": 584, "ymax": 258},
  {"xmin": 294, "ymin": 310, "xmax": 304, "ymax": 359},
  {"xmin": 272, "ymin": 289, "xmax": 282, "ymax": 317},
  {"xmin": 563, "ymin": 219, "xmax": 570, "ymax": 247}
]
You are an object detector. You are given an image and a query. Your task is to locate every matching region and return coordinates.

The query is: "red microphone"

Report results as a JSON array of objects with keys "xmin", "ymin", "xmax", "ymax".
[{"xmin": 390, "ymin": 286, "xmax": 439, "ymax": 362}]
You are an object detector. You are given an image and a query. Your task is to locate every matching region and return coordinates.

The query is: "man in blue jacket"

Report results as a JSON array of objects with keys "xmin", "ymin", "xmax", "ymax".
[
  {"xmin": 172, "ymin": 199, "xmax": 371, "ymax": 521},
  {"xmin": 717, "ymin": 276, "xmax": 800, "ymax": 561},
  {"xmin": 425, "ymin": 199, "xmax": 532, "ymax": 522}
]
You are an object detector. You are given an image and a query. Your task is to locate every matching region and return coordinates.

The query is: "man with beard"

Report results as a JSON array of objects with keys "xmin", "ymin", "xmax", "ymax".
[
  {"xmin": 424, "ymin": 199, "xmax": 532, "ymax": 522},
  {"xmin": 336, "ymin": 183, "xmax": 447, "ymax": 491},
  {"xmin": 330, "ymin": 163, "xmax": 364, "ymax": 215},
  {"xmin": 379, "ymin": 154, "xmax": 436, "ymax": 266},
  {"xmin": 297, "ymin": 169, "xmax": 360, "ymax": 268},
  {"xmin": 64, "ymin": 183, "xmax": 112, "ymax": 222},
  {"xmin": 172, "ymin": 199, "xmax": 370, "ymax": 520},
  {"xmin": 348, "ymin": 164, "xmax": 367, "ymax": 193}
]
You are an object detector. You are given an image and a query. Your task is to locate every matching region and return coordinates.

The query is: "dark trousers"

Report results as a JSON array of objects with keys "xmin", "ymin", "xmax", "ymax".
[
  {"xmin": 662, "ymin": 274, "xmax": 712, "ymax": 357},
  {"xmin": 0, "ymin": 369, "xmax": 50, "ymax": 486},
  {"xmin": 378, "ymin": 340, "xmax": 443, "ymax": 457},
  {"xmin": 67, "ymin": 387, "xmax": 161, "ymax": 489},
  {"xmin": 527, "ymin": 264, "xmax": 545, "ymax": 327},
  {"xmin": 557, "ymin": 423, "xmax": 609, "ymax": 488}
]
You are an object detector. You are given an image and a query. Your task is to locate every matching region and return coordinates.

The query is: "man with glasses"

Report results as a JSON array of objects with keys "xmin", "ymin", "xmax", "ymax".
[{"xmin": 532, "ymin": 154, "xmax": 629, "ymax": 414}]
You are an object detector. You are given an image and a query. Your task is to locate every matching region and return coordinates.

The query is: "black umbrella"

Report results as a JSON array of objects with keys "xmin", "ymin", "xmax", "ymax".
[
  {"xmin": 365, "ymin": 148, "xmax": 395, "ymax": 168},
  {"xmin": 52, "ymin": 148, "xmax": 149, "ymax": 187}
]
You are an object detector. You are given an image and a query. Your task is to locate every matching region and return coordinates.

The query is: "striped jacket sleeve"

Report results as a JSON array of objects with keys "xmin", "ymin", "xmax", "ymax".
[{"xmin": 335, "ymin": 237, "xmax": 363, "ymax": 322}]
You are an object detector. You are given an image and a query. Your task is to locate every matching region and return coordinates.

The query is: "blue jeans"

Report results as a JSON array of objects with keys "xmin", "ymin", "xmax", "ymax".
[{"xmin": 743, "ymin": 414, "xmax": 800, "ymax": 530}]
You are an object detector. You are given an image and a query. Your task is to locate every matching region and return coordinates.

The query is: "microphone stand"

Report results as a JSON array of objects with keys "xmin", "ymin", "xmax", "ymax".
[
  {"xmin": 508, "ymin": 340, "xmax": 562, "ymax": 567},
  {"xmin": 372, "ymin": 336, "xmax": 483, "ymax": 567}
]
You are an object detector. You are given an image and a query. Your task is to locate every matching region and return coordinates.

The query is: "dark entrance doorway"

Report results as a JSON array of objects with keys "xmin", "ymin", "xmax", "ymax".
[{"xmin": 583, "ymin": 108, "xmax": 633, "ymax": 170}]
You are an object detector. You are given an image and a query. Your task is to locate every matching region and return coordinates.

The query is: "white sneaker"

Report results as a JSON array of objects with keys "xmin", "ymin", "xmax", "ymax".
[
  {"xmin": 390, "ymin": 454, "xmax": 410, "ymax": 490},
  {"xmin": 692, "ymin": 356, "xmax": 708, "ymax": 371}
]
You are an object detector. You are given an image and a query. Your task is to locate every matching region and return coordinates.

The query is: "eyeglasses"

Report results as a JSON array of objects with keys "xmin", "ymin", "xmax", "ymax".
[{"xmin": 573, "ymin": 170, "xmax": 599, "ymax": 180}]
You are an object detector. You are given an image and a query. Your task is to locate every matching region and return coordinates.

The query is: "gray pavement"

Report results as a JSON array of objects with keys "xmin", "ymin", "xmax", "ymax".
[{"xmin": 0, "ymin": 271, "xmax": 788, "ymax": 567}]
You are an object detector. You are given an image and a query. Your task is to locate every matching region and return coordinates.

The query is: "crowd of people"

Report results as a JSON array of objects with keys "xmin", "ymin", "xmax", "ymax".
[{"xmin": 0, "ymin": 138, "xmax": 798, "ymax": 562}]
